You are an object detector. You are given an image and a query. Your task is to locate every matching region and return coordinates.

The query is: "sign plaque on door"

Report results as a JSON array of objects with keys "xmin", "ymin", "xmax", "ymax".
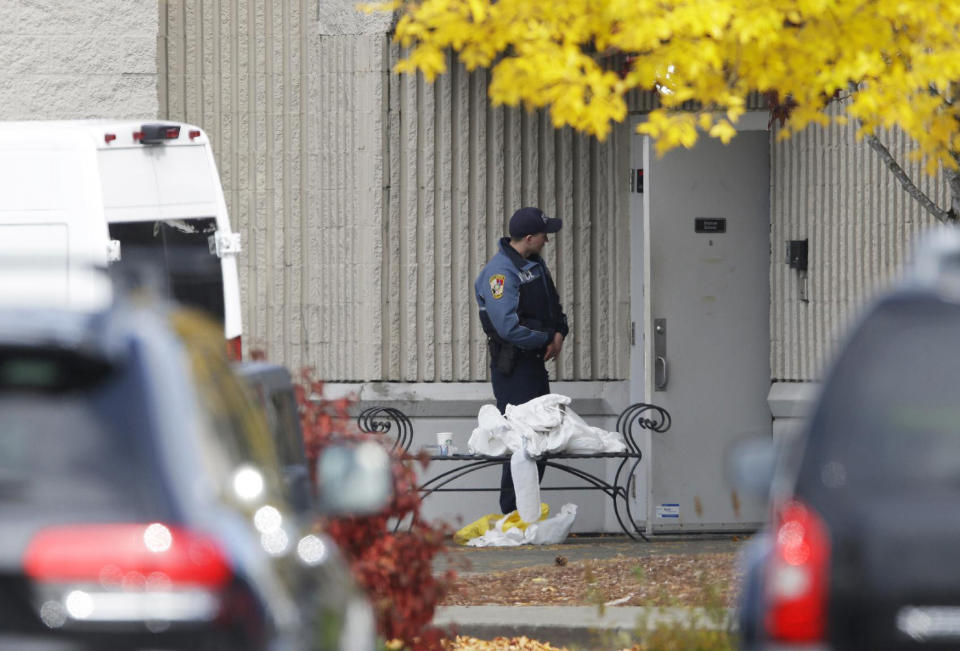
[{"xmin": 694, "ymin": 217, "xmax": 726, "ymax": 233}]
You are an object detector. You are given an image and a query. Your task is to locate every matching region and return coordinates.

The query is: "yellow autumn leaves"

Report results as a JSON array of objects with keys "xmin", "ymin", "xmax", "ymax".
[{"xmin": 365, "ymin": 0, "xmax": 960, "ymax": 174}]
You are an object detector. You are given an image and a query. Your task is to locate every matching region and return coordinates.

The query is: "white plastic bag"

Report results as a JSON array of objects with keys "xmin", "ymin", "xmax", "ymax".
[
  {"xmin": 511, "ymin": 442, "xmax": 542, "ymax": 523},
  {"xmin": 560, "ymin": 409, "xmax": 627, "ymax": 453},
  {"xmin": 466, "ymin": 503, "xmax": 578, "ymax": 546},
  {"xmin": 465, "ymin": 521, "xmax": 533, "ymax": 547},
  {"xmin": 468, "ymin": 404, "xmax": 513, "ymax": 455},
  {"xmin": 469, "ymin": 393, "xmax": 624, "ymax": 457},
  {"xmin": 505, "ymin": 394, "xmax": 570, "ymax": 432},
  {"xmin": 505, "ymin": 394, "xmax": 573, "ymax": 456},
  {"xmin": 529, "ymin": 503, "xmax": 578, "ymax": 545}
]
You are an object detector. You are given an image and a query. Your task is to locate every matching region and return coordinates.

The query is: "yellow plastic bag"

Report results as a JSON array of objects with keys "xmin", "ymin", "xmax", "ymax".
[
  {"xmin": 500, "ymin": 502, "xmax": 550, "ymax": 533},
  {"xmin": 453, "ymin": 513, "xmax": 500, "ymax": 545},
  {"xmin": 453, "ymin": 503, "xmax": 550, "ymax": 545}
]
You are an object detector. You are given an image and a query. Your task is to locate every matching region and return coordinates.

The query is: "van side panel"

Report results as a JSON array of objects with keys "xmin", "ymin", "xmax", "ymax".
[
  {"xmin": 0, "ymin": 224, "xmax": 68, "ymax": 302},
  {"xmin": 0, "ymin": 136, "xmax": 111, "ymax": 309}
]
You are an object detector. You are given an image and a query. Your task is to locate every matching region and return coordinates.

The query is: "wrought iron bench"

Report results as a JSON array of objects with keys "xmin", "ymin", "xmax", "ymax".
[{"xmin": 356, "ymin": 402, "xmax": 671, "ymax": 541}]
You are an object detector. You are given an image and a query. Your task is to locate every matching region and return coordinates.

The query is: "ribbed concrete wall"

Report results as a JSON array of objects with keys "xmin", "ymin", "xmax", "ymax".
[
  {"xmin": 308, "ymin": 33, "xmax": 387, "ymax": 381},
  {"xmin": 0, "ymin": 0, "xmax": 157, "ymax": 120},
  {"xmin": 770, "ymin": 100, "xmax": 944, "ymax": 381},
  {"xmin": 381, "ymin": 48, "xmax": 631, "ymax": 382},
  {"xmin": 159, "ymin": 0, "xmax": 311, "ymax": 370}
]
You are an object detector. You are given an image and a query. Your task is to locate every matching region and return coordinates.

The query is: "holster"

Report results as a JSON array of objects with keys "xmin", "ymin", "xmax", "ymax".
[{"xmin": 488, "ymin": 337, "xmax": 518, "ymax": 375}]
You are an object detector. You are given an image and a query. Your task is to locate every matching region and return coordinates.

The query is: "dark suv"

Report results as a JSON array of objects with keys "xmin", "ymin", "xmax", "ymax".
[
  {"xmin": 738, "ymin": 232, "xmax": 960, "ymax": 650},
  {"xmin": 0, "ymin": 300, "xmax": 375, "ymax": 650},
  {"xmin": 234, "ymin": 362, "xmax": 312, "ymax": 514}
]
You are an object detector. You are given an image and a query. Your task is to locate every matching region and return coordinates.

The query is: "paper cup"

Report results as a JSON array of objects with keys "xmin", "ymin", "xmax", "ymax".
[{"xmin": 436, "ymin": 432, "xmax": 453, "ymax": 455}]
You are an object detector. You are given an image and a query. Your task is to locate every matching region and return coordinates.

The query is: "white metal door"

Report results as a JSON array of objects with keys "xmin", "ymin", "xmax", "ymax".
[{"xmin": 642, "ymin": 131, "xmax": 771, "ymax": 532}]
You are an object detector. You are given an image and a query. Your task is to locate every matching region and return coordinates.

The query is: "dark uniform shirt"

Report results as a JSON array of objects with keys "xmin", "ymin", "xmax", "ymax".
[{"xmin": 474, "ymin": 237, "xmax": 569, "ymax": 351}]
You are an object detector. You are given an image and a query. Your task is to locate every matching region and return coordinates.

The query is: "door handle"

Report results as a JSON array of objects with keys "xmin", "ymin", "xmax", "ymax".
[
  {"xmin": 653, "ymin": 318, "xmax": 667, "ymax": 391},
  {"xmin": 655, "ymin": 355, "xmax": 668, "ymax": 390}
]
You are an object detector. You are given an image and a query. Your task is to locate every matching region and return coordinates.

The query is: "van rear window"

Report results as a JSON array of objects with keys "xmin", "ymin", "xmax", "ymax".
[{"xmin": 109, "ymin": 218, "xmax": 225, "ymax": 324}]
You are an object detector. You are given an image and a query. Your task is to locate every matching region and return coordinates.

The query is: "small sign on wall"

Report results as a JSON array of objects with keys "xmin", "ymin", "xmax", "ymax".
[
  {"xmin": 656, "ymin": 503, "xmax": 680, "ymax": 519},
  {"xmin": 695, "ymin": 217, "xmax": 726, "ymax": 233}
]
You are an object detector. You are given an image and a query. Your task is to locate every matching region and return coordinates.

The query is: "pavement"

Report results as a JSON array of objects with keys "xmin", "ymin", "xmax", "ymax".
[{"xmin": 431, "ymin": 533, "xmax": 746, "ymax": 649}]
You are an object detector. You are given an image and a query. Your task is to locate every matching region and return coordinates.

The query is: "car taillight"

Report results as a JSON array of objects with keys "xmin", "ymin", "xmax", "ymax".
[
  {"xmin": 227, "ymin": 335, "xmax": 242, "ymax": 361},
  {"xmin": 23, "ymin": 523, "xmax": 231, "ymax": 626},
  {"xmin": 765, "ymin": 500, "xmax": 830, "ymax": 642}
]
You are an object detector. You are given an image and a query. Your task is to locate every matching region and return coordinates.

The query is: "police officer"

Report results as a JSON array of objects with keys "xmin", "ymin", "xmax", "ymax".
[{"xmin": 474, "ymin": 206, "xmax": 569, "ymax": 514}]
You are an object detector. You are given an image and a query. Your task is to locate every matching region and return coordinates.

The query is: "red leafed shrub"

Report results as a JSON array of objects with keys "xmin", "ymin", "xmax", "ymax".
[{"xmin": 293, "ymin": 371, "xmax": 454, "ymax": 650}]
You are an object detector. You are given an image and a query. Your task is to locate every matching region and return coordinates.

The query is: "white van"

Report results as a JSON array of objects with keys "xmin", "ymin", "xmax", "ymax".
[{"xmin": 0, "ymin": 121, "xmax": 243, "ymax": 355}]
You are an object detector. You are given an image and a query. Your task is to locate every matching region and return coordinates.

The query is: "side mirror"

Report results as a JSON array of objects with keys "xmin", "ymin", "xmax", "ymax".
[
  {"xmin": 726, "ymin": 437, "xmax": 778, "ymax": 501},
  {"xmin": 316, "ymin": 442, "xmax": 392, "ymax": 516}
]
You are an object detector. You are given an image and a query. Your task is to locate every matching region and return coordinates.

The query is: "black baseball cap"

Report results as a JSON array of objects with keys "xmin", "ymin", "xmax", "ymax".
[{"xmin": 509, "ymin": 207, "xmax": 563, "ymax": 239}]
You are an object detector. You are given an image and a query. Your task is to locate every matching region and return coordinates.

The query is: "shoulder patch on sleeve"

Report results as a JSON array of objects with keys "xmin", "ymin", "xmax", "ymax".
[{"xmin": 489, "ymin": 274, "xmax": 506, "ymax": 299}]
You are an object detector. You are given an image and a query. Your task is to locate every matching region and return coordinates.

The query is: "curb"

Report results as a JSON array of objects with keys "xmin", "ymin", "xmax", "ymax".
[{"xmin": 434, "ymin": 606, "xmax": 735, "ymax": 648}]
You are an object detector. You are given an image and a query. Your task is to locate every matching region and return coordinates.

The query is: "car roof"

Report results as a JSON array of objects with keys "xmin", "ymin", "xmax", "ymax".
[
  {"xmin": 233, "ymin": 361, "xmax": 294, "ymax": 392},
  {"xmin": 0, "ymin": 120, "xmax": 207, "ymax": 146},
  {"xmin": 0, "ymin": 307, "xmax": 110, "ymax": 351},
  {"xmin": 0, "ymin": 293, "xmax": 183, "ymax": 364}
]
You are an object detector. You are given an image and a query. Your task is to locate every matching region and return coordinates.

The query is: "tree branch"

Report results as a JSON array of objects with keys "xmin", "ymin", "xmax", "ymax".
[
  {"xmin": 928, "ymin": 83, "xmax": 954, "ymax": 106},
  {"xmin": 864, "ymin": 133, "xmax": 956, "ymax": 223},
  {"xmin": 946, "ymin": 168, "xmax": 960, "ymax": 219}
]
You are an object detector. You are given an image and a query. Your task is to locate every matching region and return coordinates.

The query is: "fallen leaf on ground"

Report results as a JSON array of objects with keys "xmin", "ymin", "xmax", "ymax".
[
  {"xmin": 445, "ymin": 635, "xmax": 567, "ymax": 650},
  {"xmin": 442, "ymin": 552, "xmax": 739, "ymax": 608}
]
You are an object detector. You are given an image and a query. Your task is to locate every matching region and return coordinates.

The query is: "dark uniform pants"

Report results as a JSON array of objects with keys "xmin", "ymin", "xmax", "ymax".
[{"xmin": 492, "ymin": 352, "xmax": 549, "ymax": 514}]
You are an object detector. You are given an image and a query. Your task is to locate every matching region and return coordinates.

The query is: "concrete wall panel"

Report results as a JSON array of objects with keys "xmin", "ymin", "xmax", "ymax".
[
  {"xmin": 160, "ymin": 0, "xmax": 309, "ymax": 369},
  {"xmin": 770, "ymin": 100, "xmax": 944, "ymax": 381},
  {"xmin": 307, "ymin": 34, "xmax": 387, "ymax": 380},
  {"xmin": 378, "ymin": 43, "xmax": 631, "ymax": 382},
  {"xmin": 0, "ymin": 0, "xmax": 157, "ymax": 120},
  {"xmin": 162, "ymin": 4, "xmax": 630, "ymax": 381}
]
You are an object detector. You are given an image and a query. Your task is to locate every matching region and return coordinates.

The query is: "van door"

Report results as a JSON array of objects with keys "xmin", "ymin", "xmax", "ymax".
[
  {"xmin": 108, "ymin": 218, "xmax": 226, "ymax": 324},
  {"xmin": 98, "ymin": 138, "xmax": 242, "ymax": 340}
]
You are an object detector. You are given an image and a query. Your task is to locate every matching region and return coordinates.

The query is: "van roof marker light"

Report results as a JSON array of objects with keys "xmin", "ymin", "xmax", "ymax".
[
  {"xmin": 189, "ymin": 130, "xmax": 201, "ymax": 141},
  {"xmin": 136, "ymin": 124, "xmax": 181, "ymax": 145},
  {"xmin": 104, "ymin": 133, "xmax": 116, "ymax": 144}
]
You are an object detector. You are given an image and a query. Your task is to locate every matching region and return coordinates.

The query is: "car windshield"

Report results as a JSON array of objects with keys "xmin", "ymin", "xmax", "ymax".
[
  {"xmin": 808, "ymin": 294, "xmax": 960, "ymax": 488},
  {"xmin": 0, "ymin": 352, "xmax": 160, "ymax": 513}
]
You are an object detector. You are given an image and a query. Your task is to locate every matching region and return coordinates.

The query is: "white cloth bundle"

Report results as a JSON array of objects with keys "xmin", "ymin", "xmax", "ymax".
[
  {"xmin": 465, "ymin": 394, "xmax": 626, "ymax": 542},
  {"xmin": 468, "ymin": 394, "xmax": 626, "ymax": 457}
]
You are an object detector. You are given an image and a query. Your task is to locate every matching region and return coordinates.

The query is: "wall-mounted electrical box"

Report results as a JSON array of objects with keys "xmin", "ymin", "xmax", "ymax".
[
  {"xmin": 787, "ymin": 239, "xmax": 808, "ymax": 271},
  {"xmin": 787, "ymin": 239, "xmax": 809, "ymax": 301}
]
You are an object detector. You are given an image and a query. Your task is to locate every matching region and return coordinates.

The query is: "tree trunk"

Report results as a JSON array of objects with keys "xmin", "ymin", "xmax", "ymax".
[
  {"xmin": 865, "ymin": 134, "xmax": 958, "ymax": 224},
  {"xmin": 947, "ymin": 169, "xmax": 960, "ymax": 222}
]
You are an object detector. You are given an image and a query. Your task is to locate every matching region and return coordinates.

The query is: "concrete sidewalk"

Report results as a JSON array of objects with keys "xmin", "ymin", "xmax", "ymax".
[{"xmin": 432, "ymin": 533, "xmax": 745, "ymax": 648}]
